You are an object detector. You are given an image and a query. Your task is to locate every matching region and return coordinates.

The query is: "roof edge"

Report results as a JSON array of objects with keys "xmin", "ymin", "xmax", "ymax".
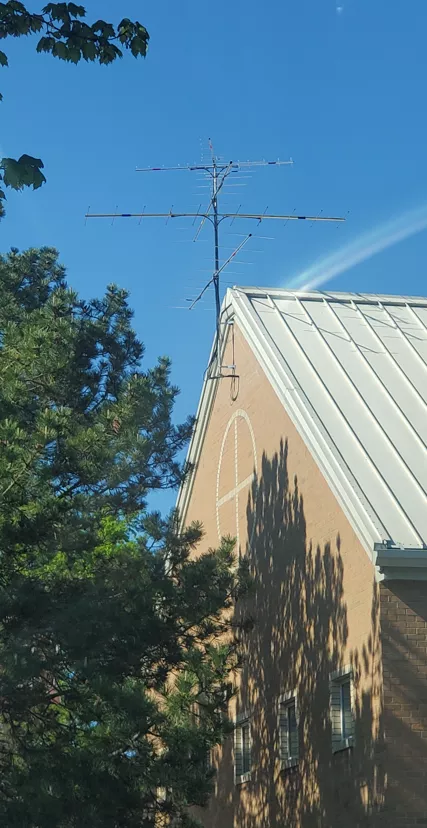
[
  {"xmin": 232, "ymin": 286, "xmax": 427, "ymax": 306},
  {"xmin": 176, "ymin": 299, "xmax": 234, "ymax": 528}
]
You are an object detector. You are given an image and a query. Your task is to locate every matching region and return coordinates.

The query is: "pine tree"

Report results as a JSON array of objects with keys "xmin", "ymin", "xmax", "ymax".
[{"xmin": 0, "ymin": 248, "xmax": 247, "ymax": 827}]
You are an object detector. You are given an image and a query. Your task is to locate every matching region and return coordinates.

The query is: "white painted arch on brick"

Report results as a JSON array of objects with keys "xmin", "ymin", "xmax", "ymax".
[{"xmin": 216, "ymin": 408, "xmax": 258, "ymax": 549}]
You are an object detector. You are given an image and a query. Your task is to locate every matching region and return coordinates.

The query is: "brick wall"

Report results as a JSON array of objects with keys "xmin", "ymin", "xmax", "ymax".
[
  {"xmin": 186, "ymin": 324, "xmax": 383, "ymax": 828},
  {"xmin": 380, "ymin": 581, "xmax": 427, "ymax": 826}
]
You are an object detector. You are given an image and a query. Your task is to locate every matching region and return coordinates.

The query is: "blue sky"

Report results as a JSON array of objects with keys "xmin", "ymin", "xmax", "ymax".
[{"xmin": 2, "ymin": 0, "xmax": 427, "ymax": 509}]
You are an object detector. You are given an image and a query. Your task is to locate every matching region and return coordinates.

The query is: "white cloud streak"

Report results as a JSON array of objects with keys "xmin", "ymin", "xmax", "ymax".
[{"xmin": 284, "ymin": 203, "xmax": 427, "ymax": 292}]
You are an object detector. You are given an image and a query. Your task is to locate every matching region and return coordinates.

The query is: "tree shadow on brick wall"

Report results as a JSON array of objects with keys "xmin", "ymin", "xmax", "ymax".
[{"xmin": 213, "ymin": 439, "xmax": 386, "ymax": 828}]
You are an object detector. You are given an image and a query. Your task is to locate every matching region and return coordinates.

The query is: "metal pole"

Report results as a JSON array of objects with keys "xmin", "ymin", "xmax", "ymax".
[
  {"xmin": 212, "ymin": 160, "xmax": 221, "ymax": 324},
  {"xmin": 211, "ymin": 157, "xmax": 222, "ymax": 367}
]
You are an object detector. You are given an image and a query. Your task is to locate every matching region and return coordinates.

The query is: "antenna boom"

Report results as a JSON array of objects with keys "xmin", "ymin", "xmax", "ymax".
[{"xmin": 85, "ymin": 211, "xmax": 344, "ymax": 222}]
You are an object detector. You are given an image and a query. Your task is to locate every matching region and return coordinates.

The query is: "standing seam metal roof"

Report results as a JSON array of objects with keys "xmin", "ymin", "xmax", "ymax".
[{"xmin": 229, "ymin": 287, "xmax": 427, "ymax": 553}]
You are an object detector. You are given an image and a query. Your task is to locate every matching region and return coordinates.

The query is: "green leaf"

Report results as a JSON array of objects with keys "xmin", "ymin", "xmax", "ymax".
[
  {"xmin": 117, "ymin": 19, "xmax": 132, "ymax": 44},
  {"xmin": 91, "ymin": 19, "xmax": 115, "ymax": 38},
  {"xmin": 66, "ymin": 45, "xmax": 81, "ymax": 64},
  {"xmin": 1, "ymin": 155, "xmax": 46, "ymax": 191},
  {"xmin": 42, "ymin": 2, "xmax": 70, "ymax": 23},
  {"xmin": 98, "ymin": 43, "xmax": 121, "ymax": 65},
  {"xmin": 136, "ymin": 23, "xmax": 149, "ymax": 41},
  {"xmin": 2, "ymin": 12, "xmax": 32, "ymax": 36},
  {"xmin": 81, "ymin": 40, "xmax": 96, "ymax": 61},
  {"xmin": 29, "ymin": 17, "xmax": 43, "ymax": 33},
  {"xmin": 130, "ymin": 35, "xmax": 147, "ymax": 58},
  {"xmin": 0, "ymin": 50, "xmax": 7, "ymax": 67},
  {"xmin": 118, "ymin": 18, "xmax": 132, "ymax": 31},
  {"xmin": 68, "ymin": 2, "xmax": 85, "ymax": 16},
  {"xmin": 52, "ymin": 41, "xmax": 68, "ymax": 60},
  {"xmin": 19, "ymin": 154, "xmax": 44, "ymax": 169},
  {"xmin": 36, "ymin": 36, "xmax": 55, "ymax": 54},
  {"xmin": 1, "ymin": 158, "xmax": 24, "ymax": 190},
  {"xmin": 6, "ymin": 1, "xmax": 26, "ymax": 12},
  {"xmin": 29, "ymin": 167, "xmax": 46, "ymax": 189}
]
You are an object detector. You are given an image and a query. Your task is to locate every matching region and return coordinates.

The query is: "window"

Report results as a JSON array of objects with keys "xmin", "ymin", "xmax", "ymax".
[
  {"xmin": 279, "ymin": 693, "xmax": 299, "ymax": 768},
  {"xmin": 330, "ymin": 668, "xmax": 355, "ymax": 752},
  {"xmin": 234, "ymin": 715, "xmax": 251, "ymax": 784}
]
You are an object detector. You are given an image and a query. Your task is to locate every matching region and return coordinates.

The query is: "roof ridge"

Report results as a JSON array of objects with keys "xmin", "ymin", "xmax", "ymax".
[{"xmin": 229, "ymin": 285, "xmax": 427, "ymax": 305}]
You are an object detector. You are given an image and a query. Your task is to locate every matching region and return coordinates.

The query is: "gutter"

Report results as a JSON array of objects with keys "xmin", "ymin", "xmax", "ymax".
[{"xmin": 374, "ymin": 542, "xmax": 427, "ymax": 580}]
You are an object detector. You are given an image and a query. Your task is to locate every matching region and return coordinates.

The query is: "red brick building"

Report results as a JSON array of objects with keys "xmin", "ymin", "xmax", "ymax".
[{"xmin": 178, "ymin": 287, "xmax": 427, "ymax": 827}]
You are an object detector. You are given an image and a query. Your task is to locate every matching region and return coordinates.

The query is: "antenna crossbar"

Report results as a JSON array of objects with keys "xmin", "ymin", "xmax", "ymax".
[
  {"xmin": 85, "ymin": 211, "xmax": 344, "ymax": 223},
  {"xmin": 135, "ymin": 159, "xmax": 293, "ymax": 173}
]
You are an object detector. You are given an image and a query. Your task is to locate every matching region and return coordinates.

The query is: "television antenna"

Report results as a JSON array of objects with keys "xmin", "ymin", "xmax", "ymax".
[{"xmin": 86, "ymin": 140, "xmax": 345, "ymax": 373}]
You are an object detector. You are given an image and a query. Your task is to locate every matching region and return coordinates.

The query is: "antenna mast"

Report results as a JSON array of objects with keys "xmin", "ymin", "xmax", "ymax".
[
  {"xmin": 86, "ymin": 141, "xmax": 345, "ymax": 372},
  {"xmin": 211, "ymin": 140, "xmax": 221, "ymax": 326}
]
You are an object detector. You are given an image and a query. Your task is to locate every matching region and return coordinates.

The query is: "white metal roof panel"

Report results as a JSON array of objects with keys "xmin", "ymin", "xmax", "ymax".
[{"xmin": 229, "ymin": 287, "xmax": 427, "ymax": 551}]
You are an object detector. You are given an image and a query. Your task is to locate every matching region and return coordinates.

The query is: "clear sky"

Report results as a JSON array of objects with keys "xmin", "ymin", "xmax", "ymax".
[{"xmin": 2, "ymin": 0, "xmax": 427, "ymax": 509}]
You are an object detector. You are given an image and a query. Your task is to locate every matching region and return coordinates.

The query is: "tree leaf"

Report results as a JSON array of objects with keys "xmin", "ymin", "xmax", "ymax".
[
  {"xmin": 68, "ymin": 2, "xmax": 85, "ymax": 17},
  {"xmin": 91, "ymin": 19, "xmax": 115, "ymax": 38},
  {"xmin": 29, "ymin": 17, "xmax": 44, "ymax": 33},
  {"xmin": 36, "ymin": 36, "xmax": 55, "ymax": 54},
  {"xmin": 0, "ymin": 51, "xmax": 8, "ymax": 67},
  {"xmin": 98, "ymin": 43, "xmax": 121, "ymax": 65},
  {"xmin": 19, "ymin": 154, "xmax": 44, "ymax": 169},
  {"xmin": 43, "ymin": 2, "xmax": 70, "ymax": 23},
  {"xmin": 52, "ymin": 41, "xmax": 69, "ymax": 60},
  {"xmin": 5, "ymin": 1, "xmax": 26, "ymax": 12},
  {"xmin": 1, "ymin": 155, "xmax": 46, "ymax": 191},
  {"xmin": 66, "ymin": 45, "xmax": 81, "ymax": 64},
  {"xmin": 118, "ymin": 18, "xmax": 132, "ymax": 31},
  {"xmin": 130, "ymin": 35, "xmax": 147, "ymax": 58},
  {"xmin": 136, "ymin": 23, "xmax": 149, "ymax": 41},
  {"xmin": 117, "ymin": 19, "xmax": 132, "ymax": 44},
  {"xmin": 81, "ymin": 40, "xmax": 96, "ymax": 61},
  {"xmin": 29, "ymin": 166, "xmax": 46, "ymax": 189},
  {"xmin": 1, "ymin": 158, "xmax": 25, "ymax": 189}
]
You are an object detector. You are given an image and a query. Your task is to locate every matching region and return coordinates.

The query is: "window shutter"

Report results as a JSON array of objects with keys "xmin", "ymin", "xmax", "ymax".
[
  {"xmin": 280, "ymin": 697, "xmax": 298, "ymax": 764},
  {"xmin": 330, "ymin": 681, "xmax": 343, "ymax": 746},
  {"xmin": 242, "ymin": 722, "xmax": 251, "ymax": 775},
  {"xmin": 235, "ymin": 718, "xmax": 251, "ymax": 781},
  {"xmin": 279, "ymin": 702, "xmax": 290, "ymax": 762},
  {"xmin": 330, "ymin": 672, "xmax": 354, "ymax": 750},
  {"xmin": 235, "ymin": 722, "xmax": 243, "ymax": 779},
  {"xmin": 341, "ymin": 680, "xmax": 353, "ymax": 740},
  {"xmin": 288, "ymin": 702, "xmax": 298, "ymax": 759}
]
